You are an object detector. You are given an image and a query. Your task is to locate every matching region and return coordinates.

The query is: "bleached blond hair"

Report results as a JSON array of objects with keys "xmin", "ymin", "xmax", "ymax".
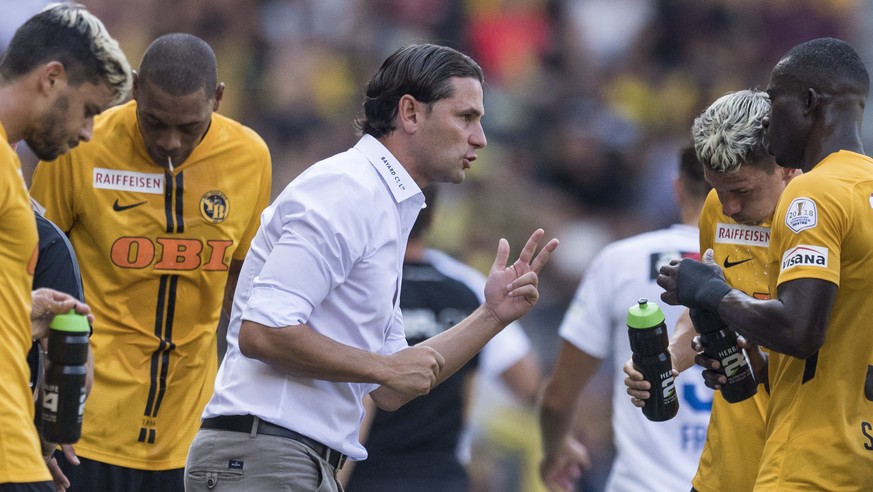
[
  {"xmin": 691, "ymin": 90, "xmax": 771, "ymax": 173},
  {"xmin": 2, "ymin": 3, "xmax": 131, "ymax": 105}
]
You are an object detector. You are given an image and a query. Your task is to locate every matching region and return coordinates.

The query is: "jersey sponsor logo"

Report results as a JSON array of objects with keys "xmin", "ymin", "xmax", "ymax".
[
  {"xmin": 112, "ymin": 199, "xmax": 147, "ymax": 212},
  {"xmin": 110, "ymin": 236, "xmax": 234, "ymax": 271},
  {"xmin": 780, "ymin": 244, "xmax": 828, "ymax": 272},
  {"xmin": 94, "ymin": 168, "xmax": 164, "ymax": 194},
  {"xmin": 649, "ymin": 251, "xmax": 699, "ymax": 280},
  {"xmin": 714, "ymin": 223, "xmax": 770, "ymax": 246},
  {"xmin": 200, "ymin": 190, "xmax": 229, "ymax": 223},
  {"xmin": 723, "ymin": 255, "xmax": 753, "ymax": 268},
  {"xmin": 785, "ymin": 197, "xmax": 817, "ymax": 233}
]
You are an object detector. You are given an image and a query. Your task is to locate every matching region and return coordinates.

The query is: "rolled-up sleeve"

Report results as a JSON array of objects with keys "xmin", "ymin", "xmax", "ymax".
[{"xmin": 243, "ymin": 171, "xmax": 369, "ymax": 328}]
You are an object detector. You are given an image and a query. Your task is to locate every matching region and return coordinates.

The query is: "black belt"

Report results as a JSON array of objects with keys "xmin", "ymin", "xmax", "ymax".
[{"xmin": 201, "ymin": 415, "xmax": 347, "ymax": 470}]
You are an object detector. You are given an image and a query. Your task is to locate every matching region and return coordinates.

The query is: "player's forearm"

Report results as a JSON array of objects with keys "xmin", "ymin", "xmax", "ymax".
[
  {"xmin": 719, "ymin": 281, "xmax": 831, "ymax": 359},
  {"xmin": 668, "ymin": 309, "xmax": 698, "ymax": 373},
  {"xmin": 538, "ymin": 396, "xmax": 576, "ymax": 457},
  {"xmin": 537, "ymin": 344, "xmax": 598, "ymax": 456}
]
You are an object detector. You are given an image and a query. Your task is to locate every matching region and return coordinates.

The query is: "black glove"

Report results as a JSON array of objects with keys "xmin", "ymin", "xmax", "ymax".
[{"xmin": 677, "ymin": 260, "xmax": 731, "ymax": 312}]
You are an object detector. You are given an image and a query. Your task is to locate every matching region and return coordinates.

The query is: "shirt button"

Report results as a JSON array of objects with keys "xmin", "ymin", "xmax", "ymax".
[{"xmin": 402, "ymin": 227, "xmax": 409, "ymax": 232}]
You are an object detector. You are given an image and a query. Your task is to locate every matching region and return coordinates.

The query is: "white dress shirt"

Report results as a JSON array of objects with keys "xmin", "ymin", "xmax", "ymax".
[{"xmin": 203, "ymin": 135, "xmax": 424, "ymax": 460}]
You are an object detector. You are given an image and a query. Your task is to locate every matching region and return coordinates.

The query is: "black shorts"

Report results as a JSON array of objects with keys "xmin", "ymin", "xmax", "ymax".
[
  {"xmin": 0, "ymin": 483, "xmax": 53, "ymax": 492},
  {"xmin": 56, "ymin": 454, "xmax": 183, "ymax": 492}
]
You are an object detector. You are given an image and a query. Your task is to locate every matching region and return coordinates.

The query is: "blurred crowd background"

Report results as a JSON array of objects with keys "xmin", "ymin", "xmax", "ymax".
[{"xmin": 4, "ymin": 1, "xmax": 873, "ymax": 490}]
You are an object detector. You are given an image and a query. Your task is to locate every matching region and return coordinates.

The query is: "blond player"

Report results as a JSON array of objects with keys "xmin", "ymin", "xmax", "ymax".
[
  {"xmin": 627, "ymin": 90, "xmax": 798, "ymax": 491},
  {"xmin": 0, "ymin": 3, "xmax": 130, "ymax": 491},
  {"xmin": 658, "ymin": 38, "xmax": 873, "ymax": 489}
]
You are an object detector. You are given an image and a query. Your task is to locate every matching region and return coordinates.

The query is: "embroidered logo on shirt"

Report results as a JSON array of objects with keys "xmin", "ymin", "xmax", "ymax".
[
  {"xmin": 785, "ymin": 197, "xmax": 817, "ymax": 233},
  {"xmin": 112, "ymin": 199, "xmax": 147, "ymax": 212},
  {"xmin": 228, "ymin": 460, "xmax": 244, "ymax": 470},
  {"xmin": 723, "ymin": 256, "xmax": 753, "ymax": 269},
  {"xmin": 94, "ymin": 168, "xmax": 164, "ymax": 194},
  {"xmin": 781, "ymin": 245, "xmax": 828, "ymax": 272},
  {"xmin": 200, "ymin": 190, "xmax": 229, "ymax": 223}
]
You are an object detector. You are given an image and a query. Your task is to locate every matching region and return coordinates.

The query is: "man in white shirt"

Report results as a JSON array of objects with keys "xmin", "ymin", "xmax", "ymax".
[
  {"xmin": 184, "ymin": 43, "xmax": 559, "ymax": 492},
  {"xmin": 539, "ymin": 147, "xmax": 713, "ymax": 492}
]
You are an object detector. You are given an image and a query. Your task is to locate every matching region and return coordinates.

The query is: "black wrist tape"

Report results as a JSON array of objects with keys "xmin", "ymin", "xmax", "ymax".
[{"xmin": 676, "ymin": 260, "xmax": 731, "ymax": 311}]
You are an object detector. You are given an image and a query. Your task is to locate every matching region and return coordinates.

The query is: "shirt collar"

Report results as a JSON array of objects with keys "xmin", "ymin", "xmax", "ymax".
[{"xmin": 355, "ymin": 134, "xmax": 421, "ymax": 203}]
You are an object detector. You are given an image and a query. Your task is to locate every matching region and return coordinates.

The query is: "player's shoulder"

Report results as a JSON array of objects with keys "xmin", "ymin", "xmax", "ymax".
[
  {"xmin": 93, "ymin": 100, "xmax": 135, "ymax": 134},
  {"xmin": 210, "ymin": 113, "xmax": 270, "ymax": 156},
  {"xmin": 279, "ymin": 148, "xmax": 384, "ymax": 214}
]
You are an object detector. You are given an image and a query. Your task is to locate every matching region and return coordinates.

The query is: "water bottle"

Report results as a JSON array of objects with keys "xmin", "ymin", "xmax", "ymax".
[
  {"xmin": 41, "ymin": 310, "xmax": 89, "ymax": 443},
  {"xmin": 627, "ymin": 298, "xmax": 679, "ymax": 421},
  {"xmin": 690, "ymin": 308, "xmax": 757, "ymax": 403}
]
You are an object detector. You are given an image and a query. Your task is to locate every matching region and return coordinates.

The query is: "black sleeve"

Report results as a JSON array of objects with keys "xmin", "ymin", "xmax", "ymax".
[{"xmin": 33, "ymin": 212, "xmax": 84, "ymax": 301}]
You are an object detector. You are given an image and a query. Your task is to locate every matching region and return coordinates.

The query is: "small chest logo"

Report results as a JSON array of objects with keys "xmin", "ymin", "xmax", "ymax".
[
  {"xmin": 200, "ymin": 191, "xmax": 229, "ymax": 223},
  {"xmin": 785, "ymin": 197, "xmax": 817, "ymax": 233}
]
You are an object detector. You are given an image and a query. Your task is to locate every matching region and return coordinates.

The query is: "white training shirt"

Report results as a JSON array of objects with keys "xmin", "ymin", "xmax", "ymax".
[
  {"xmin": 203, "ymin": 135, "xmax": 424, "ymax": 460},
  {"xmin": 423, "ymin": 248, "xmax": 535, "ymax": 466},
  {"xmin": 559, "ymin": 224, "xmax": 712, "ymax": 492}
]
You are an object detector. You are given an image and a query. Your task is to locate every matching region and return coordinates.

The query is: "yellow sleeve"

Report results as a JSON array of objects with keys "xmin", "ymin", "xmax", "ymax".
[{"xmin": 30, "ymin": 155, "xmax": 76, "ymax": 233}]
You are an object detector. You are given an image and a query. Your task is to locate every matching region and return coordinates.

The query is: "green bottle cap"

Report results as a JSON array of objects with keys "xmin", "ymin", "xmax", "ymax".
[
  {"xmin": 49, "ymin": 309, "xmax": 90, "ymax": 333},
  {"xmin": 627, "ymin": 298, "xmax": 665, "ymax": 329}
]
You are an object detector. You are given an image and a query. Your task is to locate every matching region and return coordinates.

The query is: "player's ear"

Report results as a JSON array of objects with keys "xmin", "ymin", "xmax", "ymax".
[
  {"xmin": 212, "ymin": 83, "xmax": 225, "ymax": 112},
  {"xmin": 131, "ymin": 71, "xmax": 140, "ymax": 100}
]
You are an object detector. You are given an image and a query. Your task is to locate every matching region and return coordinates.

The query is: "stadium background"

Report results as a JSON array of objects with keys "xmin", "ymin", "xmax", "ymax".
[{"xmin": 4, "ymin": 1, "xmax": 873, "ymax": 490}]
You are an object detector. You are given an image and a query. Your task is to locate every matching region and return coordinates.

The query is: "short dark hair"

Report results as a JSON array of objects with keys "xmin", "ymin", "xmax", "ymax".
[
  {"xmin": 354, "ymin": 43, "xmax": 484, "ymax": 138},
  {"xmin": 678, "ymin": 145, "xmax": 711, "ymax": 201},
  {"xmin": 777, "ymin": 37, "xmax": 869, "ymax": 99},
  {"xmin": 138, "ymin": 33, "xmax": 217, "ymax": 98},
  {"xmin": 0, "ymin": 3, "xmax": 131, "ymax": 104}
]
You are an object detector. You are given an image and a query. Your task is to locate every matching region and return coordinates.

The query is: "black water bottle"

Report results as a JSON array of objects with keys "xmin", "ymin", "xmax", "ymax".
[
  {"xmin": 41, "ymin": 310, "xmax": 89, "ymax": 443},
  {"xmin": 627, "ymin": 298, "xmax": 679, "ymax": 421},
  {"xmin": 690, "ymin": 308, "xmax": 757, "ymax": 403}
]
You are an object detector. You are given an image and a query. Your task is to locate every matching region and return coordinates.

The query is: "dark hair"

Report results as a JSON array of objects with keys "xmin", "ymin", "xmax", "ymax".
[
  {"xmin": 777, "ymin": 37, "xmax": 869, "ymax": 99},
  {"xmin": 410, "ymin": 186, "xmax": 437, "ymax": 240},
  {"xmin": 679, "ymin": 145, "xmax": 712, "ymax": 201},
  {"xmin": 354, "ymin": 43, "xmax": 484, "ymax": 138},
  {"xmin": 0, "ymin": 3, "xmax": 131, "ymax": 104},
  {"xmin": 138, "ymin": 33, "xmax": 217, "ymax": 97}
]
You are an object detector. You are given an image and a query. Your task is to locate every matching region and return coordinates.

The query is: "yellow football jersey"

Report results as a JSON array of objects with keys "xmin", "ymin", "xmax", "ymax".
[
  {"xmin": 757, "ymin": 151, "xmax": 873, "ymax": 490},
  {"xmin": 0, "ymin": 123, "xmax": 47, "ymax": 483},
  {"xmin": 691, "ymin": 190, "xmax": 770, "ymax": 492},
  {"xmin": 30, "ymin": 101, "xmax": 271, "ymax": 470}
]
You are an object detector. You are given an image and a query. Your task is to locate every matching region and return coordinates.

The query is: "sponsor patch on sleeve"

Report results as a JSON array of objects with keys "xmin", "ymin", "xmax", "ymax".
[
  {"xmin": 785, "ymin": 197, "xmax": 817, "ymax": 233},
  {"xmin": 781, "ymin": 245, "xmax": 828, "ymax": 272}
]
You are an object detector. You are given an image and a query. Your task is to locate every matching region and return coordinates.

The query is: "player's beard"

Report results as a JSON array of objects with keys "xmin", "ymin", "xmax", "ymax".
[{"xmin": 27, "ymin": 95, "xmax": 73, "ymax": 161}]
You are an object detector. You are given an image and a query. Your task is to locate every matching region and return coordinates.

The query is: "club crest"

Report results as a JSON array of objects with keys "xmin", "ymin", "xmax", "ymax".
[{"xmin": 200, "ymin": 190, "xmax": 229, "ymax": 223}]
